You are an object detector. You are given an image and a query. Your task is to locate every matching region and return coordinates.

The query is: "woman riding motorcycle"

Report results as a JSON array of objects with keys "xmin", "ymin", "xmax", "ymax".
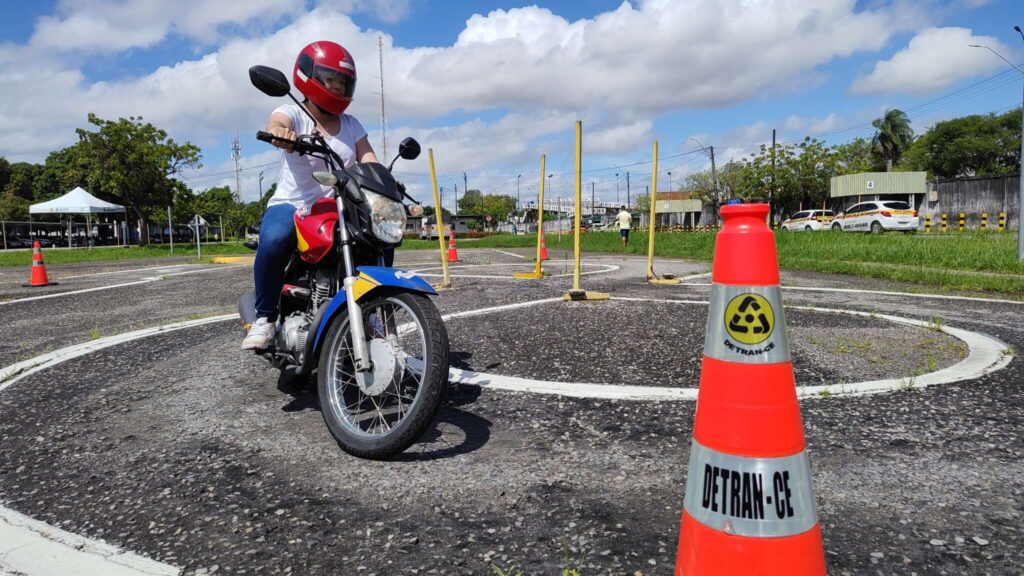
[{"xmin": 243, "ymin": 40, "xmax": 381, "ymax": 350}]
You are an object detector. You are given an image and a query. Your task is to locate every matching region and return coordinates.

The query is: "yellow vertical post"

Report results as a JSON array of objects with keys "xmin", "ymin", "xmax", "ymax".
[
  {"xmin": 646, "ymin": 140, "xmax": 658, "ymax": 280},
  {"xmin": 981, "ymin": 212, "xmax": 988, "ymax": 230},
  {"xmin": 572, "ymin": 121, "xmax": 583, "ymax": 291},
  {"xmin": 645, "ymin": 142, "xmax": 680, "ymax": 285},
  {"xmin": 924, "ymin": 215, "xmax": 931, "ymax": 234},
  {"xmin": 428, "ymin": 149, "xmax": 451, "ymax": 289},
  {"xmin": 514, "ymin": 154, "xmax": 547, "ymax": 279},
  {"xmin": 999, "ymin": 211, "xmax": 1006, "ymax": 231},
  {"xmin": 959, "ymin": 212, "xmax": 965, "ymax": 232},
  {"xmin": 563, "ymin": 122, "xmax": 608, "ymax": 301}
]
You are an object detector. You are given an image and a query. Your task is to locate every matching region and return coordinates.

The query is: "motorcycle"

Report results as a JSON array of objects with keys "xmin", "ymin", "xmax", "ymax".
[{"xmin": 238, "ymin": 65, "xmax": 449, "ymax": 459}]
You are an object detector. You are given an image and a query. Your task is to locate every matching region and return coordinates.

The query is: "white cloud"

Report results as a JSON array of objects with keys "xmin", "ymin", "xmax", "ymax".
[
  {"xmin": 850, "ymin": 27, "xmax": 1013, "ymax": 95},
  {"xmin": 1, "ymin": 0, "xmax": 929, "ymax": 176},
  {"xmin": 27, "ymin": 0, "xmax": 411, "ymax": 53}
]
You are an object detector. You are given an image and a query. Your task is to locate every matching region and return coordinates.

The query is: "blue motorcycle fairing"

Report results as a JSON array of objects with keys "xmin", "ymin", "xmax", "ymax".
[{"xmin": 311, "ymin": 266, "xmax": 437, "ymax": 353}]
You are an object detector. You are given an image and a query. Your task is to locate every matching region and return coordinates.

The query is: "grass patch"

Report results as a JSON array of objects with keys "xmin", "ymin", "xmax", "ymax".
[
  {"xmin": 0, "ymin": 242, "xmax": 252, "ymax": 268},
  {"xmin": 400, "ymin": 229, "xmax": 1024, "ymax": 295}
]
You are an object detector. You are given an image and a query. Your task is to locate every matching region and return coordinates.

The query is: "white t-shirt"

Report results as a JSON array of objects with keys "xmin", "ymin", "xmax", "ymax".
[
  {"xmin": 266, "ymin": 103, "xmax": 368, "ymax": 209},
  {"xmin": 616, "ymin": 210, "xmax": 632, "ymax": 230}
]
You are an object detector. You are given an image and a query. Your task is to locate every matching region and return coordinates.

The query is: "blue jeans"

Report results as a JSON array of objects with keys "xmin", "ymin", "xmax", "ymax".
[{"xmin": 254, "ymin": 204, "xmax": 297, "ymax": 321}]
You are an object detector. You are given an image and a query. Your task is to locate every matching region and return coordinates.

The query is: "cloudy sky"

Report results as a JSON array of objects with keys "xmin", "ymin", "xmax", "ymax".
[{"xmin": 1, "ymin": 0, "xmax": 1021, "ymax": 209}]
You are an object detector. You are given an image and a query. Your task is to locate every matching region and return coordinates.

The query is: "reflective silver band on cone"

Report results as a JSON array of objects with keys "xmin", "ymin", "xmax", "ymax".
[
  {"xmin": 682, "ymin": 439, "xmax": 818, "ymax": 538},
  {"xmin": 704, "ymin": 284, "xmax": 790, "ymax": 364}
]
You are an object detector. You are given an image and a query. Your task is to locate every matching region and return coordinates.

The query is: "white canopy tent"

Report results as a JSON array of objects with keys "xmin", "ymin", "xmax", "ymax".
[{"xmin": 29, "ymin": 187, "xmax": 127, "ymax": 247}]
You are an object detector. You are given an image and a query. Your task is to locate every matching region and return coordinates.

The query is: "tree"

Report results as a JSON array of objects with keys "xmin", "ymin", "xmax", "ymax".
[
  {"xmin": 3, "ymin": 163, "xmax": 42, "ymax": 201},
  {"xmin": 479, "ymin": 194, "xmax": 516, "ymax": 229},
  {"xmin": 456, "ymin": 189, "xmax": 484, "ymax": 214},
  {"xmin": 834, "ymin": 137, "xmax": 881, "ymax": 174},
  {"xmin": 902, "ymin": 108, "xmax": 1021, "ymax": 178},
  {"xmin": 787, "ymin": 137, "xmax": 839, "ymax": 210},
  {"xmin": 33, "ymin": 143, "xmax": 94, "ymax": 202},
  {"xmin": 75, "ymin": 113, "xmax": 201, "ymax": 245},
  {"xmin": 0, "ymin": 157, "xmax": 11, "ymax": 192},
  {"xmin": 871, "ymin": 108, "xmax": 914, "ymax": 171},
  {"xmin": 0, "ymin": 190, "xmax": 30, "ymax": 221}
]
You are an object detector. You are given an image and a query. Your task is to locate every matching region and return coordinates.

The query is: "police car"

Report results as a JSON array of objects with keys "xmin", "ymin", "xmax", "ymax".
[
  {"xmin": 780, "ymin": 209, "xmax": 834, "ymax": 231},
  {"xmin": 830, "ymin": 201, "xmax": 919, "ymax": 233}
]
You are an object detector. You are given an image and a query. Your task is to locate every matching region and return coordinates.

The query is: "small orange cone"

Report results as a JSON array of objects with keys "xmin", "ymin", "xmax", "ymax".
[
  {"xmin": 25, "ymin": 241, "xmax": 56, "ymax": 287},
  {"xmin": 674, "ymin": 203, "xmax": 825, "ymax": 576},
  {"xmin": 447, "ymin": 229, "xmax": 459, "ymax": 262},
  {"xmin": 539, "ymin": 229, "xmax": 549, "ymax": 261}
]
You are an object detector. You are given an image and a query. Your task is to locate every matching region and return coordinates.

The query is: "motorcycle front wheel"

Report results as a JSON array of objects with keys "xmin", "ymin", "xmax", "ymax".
[{"xmin": 317, "ymin": 290, "xmax": 449, "ymax": 459}]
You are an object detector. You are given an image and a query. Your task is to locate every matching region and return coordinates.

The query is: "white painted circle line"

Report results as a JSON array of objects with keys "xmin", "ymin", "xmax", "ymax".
[
  {"xmin": 0, "ymin": 506, "xmax": 180, "ymax": 576},
  {"xmin": 0, "ymin": 264, "xmax": 248, "ymax": 306},
  {"xmin": 489, "ymin": 249, "xmax": 527, "ymax": 259},
  {"xmin": 444, "ymin": 297, "xmax": 1013, "ymax": 400},
  {"xmin": 0, "ymin": 314, "xmax": 237, "ymax": 391},
  {"xmin": 60, "ymin": 263, "xmax": 189, "ymax": 280}
]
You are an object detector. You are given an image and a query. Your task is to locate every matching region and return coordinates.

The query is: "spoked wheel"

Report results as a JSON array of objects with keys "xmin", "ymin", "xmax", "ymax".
[{"xmin": 317, "ymin": 290, "xmax": 449, "ymax": 459}]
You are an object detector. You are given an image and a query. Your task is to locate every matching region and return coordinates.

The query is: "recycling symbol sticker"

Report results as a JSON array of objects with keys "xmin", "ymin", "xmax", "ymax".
[{"xmin": 724, "ymin": 293, "xmax": 775, "ymax": 345}]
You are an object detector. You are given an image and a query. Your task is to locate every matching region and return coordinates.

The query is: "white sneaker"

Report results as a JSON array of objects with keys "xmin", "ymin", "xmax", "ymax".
[{"xmin": 241, "ymin": 317, "xmax": 275, "ymax": 350}]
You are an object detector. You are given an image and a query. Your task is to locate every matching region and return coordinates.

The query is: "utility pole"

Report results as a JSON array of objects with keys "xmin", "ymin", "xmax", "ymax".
[
  {"xmin": 231, "ymin": 132, "xmax": 242, "ymax": 201},
  {"xmin": 454, "ymin": 183, "xmax": 459, "ymax": 216},
  {"xmin": 626, "ymin": 172, "xmax": 630, "ymax": 208},
  {"xmin": 771, "ymin": 128, "xmax": 777, "ymax": 226},
  {"xmin": 377, "ymin": 35, "xmax": 388, "ymax": 161},
  {"xmin": 591, "ymin": 181, "xmax": 595, "ymax": 222},
  {"xmin": 709, "ymin": 145, "xmax": 719, "ymax": 224},
  {"xmin": 516, "ymin": 174, "xmax": 521, "ymax": 217}
]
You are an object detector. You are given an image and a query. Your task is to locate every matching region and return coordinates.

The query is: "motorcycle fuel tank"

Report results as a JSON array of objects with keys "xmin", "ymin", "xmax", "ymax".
[{"xmin": 294, "ymin": 197, "xmax": 338, "ymax": 264}]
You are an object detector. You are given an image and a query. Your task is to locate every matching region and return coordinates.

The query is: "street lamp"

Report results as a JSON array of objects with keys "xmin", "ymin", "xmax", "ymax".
[
  {"xmin": 615, "ymin": 172, "xmax": 620, "ymax": 205},
  {"xmin": 971, "ymin": 31, "xmax": 1024, "ymax": 261},
  {"xmin": 668, "ymin": 171, "xmax": 672, "ymax": 192},
  {"xmin": 687, "ymin": 136, "xmax": 721, "ymax": 225},
  {"xmin": 516, "ymin": 174, "xmax": 522, "ymax": 219}
]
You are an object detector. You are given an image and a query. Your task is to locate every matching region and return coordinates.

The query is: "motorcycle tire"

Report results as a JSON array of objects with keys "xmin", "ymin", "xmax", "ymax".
[{"xmin": 317, "ymin": 290, "xmax": 449, "ymax": 459}]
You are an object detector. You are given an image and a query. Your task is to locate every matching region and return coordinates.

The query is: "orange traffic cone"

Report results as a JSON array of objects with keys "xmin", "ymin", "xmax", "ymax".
[
  {"xmin": 25, "ymin": 241, "xmax": 56, "ymax": 287},
  {"xmin": 539, "ymin": 229, "xmax": 549, "ymax": 261},
  {"xmin": 447, "ymin": 229, "xmax": 459, "ymax": 262},
  {"xmin": 674, "ymin": 203, "xmax": 825, "ymax": 576}
]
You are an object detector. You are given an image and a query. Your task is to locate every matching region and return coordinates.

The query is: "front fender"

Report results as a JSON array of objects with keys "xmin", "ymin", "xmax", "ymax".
[{"xmin": 311, "ymin": 266, "xmax": 436, "ymax": 354}]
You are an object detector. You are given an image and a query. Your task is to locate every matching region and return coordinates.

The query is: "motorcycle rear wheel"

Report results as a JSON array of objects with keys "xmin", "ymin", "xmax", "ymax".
[{"xmin": 317, "ymin": 290, "xmax": 449, "ymax": 459}]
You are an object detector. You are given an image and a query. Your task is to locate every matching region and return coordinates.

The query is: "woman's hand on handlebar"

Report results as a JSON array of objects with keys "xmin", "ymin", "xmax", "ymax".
[{"xmin": 268, "ymin": 126, "xmax": 296, "ymax": 152}]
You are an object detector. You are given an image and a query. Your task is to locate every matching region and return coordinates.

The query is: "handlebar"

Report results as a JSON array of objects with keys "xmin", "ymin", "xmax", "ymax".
[{"xmin": 256, "ymin": 130, "xmax": 333, "ymax": 157}]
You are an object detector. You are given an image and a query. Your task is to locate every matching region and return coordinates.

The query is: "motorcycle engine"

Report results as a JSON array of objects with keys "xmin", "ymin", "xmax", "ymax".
[{"xmin": 280, "ymin": 312, "xmax": 309, "ymax": 358}]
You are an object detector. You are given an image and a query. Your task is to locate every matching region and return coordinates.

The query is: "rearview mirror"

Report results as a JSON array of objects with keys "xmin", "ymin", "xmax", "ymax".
[
  {"xmin": 398, "ymin": 137, "xmax": 421, "ymax": 160},
  {"xmin": 249, "ymin": 65, "xmax": 291, "ymax": 98}
]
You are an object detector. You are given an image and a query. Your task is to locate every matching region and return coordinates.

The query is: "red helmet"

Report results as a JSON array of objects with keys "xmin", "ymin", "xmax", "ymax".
[{"xmin": 293, "ymin": 41, "xmax": 356, "ymax": 115}]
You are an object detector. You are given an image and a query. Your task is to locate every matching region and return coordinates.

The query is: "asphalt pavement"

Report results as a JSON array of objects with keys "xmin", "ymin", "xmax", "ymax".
[{"xmin": 0, "ymin": 248, "xmax": 1021, "ymax": 575}]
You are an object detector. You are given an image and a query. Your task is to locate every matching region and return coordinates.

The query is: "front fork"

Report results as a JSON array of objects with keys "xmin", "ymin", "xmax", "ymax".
[{"xmin": 336, "ymin": 195, "xmax": 372, "ymax": 373}]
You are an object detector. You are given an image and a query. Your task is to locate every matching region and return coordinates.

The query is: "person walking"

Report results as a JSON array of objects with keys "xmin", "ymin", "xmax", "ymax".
[{"xmin": 616, "ymin": 205, "xmax": 632, "ymax": 249}]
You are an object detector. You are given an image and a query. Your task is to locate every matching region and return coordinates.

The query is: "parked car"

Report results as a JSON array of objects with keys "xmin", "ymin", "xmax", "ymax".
[
  {"xmin": 831, "ymin": 201, "xmax": 919, "ymax": 233},
  {"xmin": 780, "ymin": 209, "xmax": 834, "ymax": 231}
]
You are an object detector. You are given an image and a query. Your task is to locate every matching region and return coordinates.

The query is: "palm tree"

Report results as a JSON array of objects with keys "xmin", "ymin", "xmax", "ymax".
[{"xmin": 871, "ymin": 109, "xmax": 914, "ymax": 171}]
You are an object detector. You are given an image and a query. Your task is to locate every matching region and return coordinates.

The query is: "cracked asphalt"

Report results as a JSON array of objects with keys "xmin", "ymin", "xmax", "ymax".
[{"xmin": 0, "ymin": 247, "xmax": 1021, "ymax": 575}]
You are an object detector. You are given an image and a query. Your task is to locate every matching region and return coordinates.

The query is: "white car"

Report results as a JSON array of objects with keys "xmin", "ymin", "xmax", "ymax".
[
  {"xmin": 831, "ymin": 201, "xmax": 919, "ymax": 233},
  {"xmin": 780, "ymin": 209, "xmax": 834, "ymax": 231}
]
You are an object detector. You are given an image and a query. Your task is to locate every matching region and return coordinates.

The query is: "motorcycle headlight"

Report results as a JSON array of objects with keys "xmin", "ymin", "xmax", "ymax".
[{"xmin": 364, "ymin": 190, "xmax": 407, "ymax": 244}]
